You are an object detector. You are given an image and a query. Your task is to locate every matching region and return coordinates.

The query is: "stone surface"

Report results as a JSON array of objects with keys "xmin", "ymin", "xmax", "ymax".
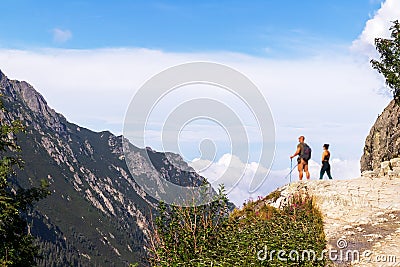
[
  {"xmin": 390, "ymin": 158, "xmax": 400, "ymax": 168},
  {"xmin": 393, "ymin": 167, "xmax": 400, "ymax": 175},
  {"xmin": 379, "ymin": 161, "xmax": 391, "ymax": 176},
  {"xmin": 267, "ymin": 177, "xmax": 400, "ymax": 266},
  {"xmin": 360, "ymin": 100, "xmax": 400, "ymax": 172},
  {"xmin": 361, "ymin": 170, "xmax": 379, "ymax": 178},
  {"xmin": 361, "ymin": 156, "xmax": 400, "ymax": 179}
]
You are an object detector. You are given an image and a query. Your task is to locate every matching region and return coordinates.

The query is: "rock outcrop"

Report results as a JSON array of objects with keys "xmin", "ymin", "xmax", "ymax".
[
  {"xmin": 266, "ymin": 175, "xmax": 400, "ymax": 266},
  {"xmin": 360, "ymin": 99, "xmax": 400, "ymax": 172},
  {"xmin": 361, "ymin": 156, "xmax": 400, "ymax": 178}
]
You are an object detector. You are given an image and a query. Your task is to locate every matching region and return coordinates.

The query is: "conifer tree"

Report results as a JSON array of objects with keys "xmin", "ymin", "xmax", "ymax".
[
  {"xmin": 0, "ymin": 97, "xmax": 49, "ymax": 267},
  {"xmin": 371, "ymin": 20, "xmax": 400, "ymax": 104}
]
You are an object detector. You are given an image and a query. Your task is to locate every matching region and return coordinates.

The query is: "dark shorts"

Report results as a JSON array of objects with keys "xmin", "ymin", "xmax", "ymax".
[
  {"xmin": 297, "ymin": 158, "xmax": 308, "ymax": 171},
  {"xmin": 297, "ymin": 157, "xmax": 308, "ymax": 165}
]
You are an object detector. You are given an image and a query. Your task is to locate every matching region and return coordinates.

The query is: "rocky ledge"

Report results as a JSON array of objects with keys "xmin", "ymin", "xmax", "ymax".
[
  {"xmin": 361, "ymin": 157, "xmax": 400, "ymax": 179},
  {"xmin": 267, "ymin": 175, "xmax": 400, "ymax": 266}
]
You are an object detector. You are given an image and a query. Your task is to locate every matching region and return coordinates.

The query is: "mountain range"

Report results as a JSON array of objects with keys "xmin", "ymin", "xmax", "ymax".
[{"xmin": 0, "ymin": 70, "xmax": 209, "ymax": 267}]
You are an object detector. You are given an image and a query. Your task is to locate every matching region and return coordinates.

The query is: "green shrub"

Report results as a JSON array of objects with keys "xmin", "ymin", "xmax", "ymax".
[
  {"xmin": 148, "ymin": 189, "xmax": 327, "ymax": 266},
  {"xmin": 147, "ymin": 185, "xmax": 230, "ymax": 266}
]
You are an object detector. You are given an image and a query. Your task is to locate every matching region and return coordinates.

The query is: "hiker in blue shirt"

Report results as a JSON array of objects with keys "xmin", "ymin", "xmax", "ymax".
[{"xmin": 290, "ymin": 136, "xmax": 311, "ymax": 181}]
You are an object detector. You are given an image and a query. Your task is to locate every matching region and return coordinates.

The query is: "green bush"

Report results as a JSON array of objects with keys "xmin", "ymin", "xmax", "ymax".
[
  {"xmin": 147, "ymin": 185, "xmax": 230, "ymax": 266},
  {"xmin": 148, "ymin": 188, "xmax": 327, "ymax": 266}
]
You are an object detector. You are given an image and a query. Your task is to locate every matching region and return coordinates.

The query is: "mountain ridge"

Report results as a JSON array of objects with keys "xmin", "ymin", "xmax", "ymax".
[{"xmin": 0, "ymin": 69, "xmax": 209, "ymax": 266}]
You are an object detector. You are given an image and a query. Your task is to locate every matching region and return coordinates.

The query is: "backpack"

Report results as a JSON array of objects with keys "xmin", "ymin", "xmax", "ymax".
[{"xmin": 300, "ymin": 143, "xmax": 312, "ymax": 161}]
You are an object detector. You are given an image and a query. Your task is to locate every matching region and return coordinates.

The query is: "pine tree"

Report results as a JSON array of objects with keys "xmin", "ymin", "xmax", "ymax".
[
  {"xmin": 371, "ymin": 20, "xmax": 400, "ymax": 104},
  {"xmin": 0, "ymin": 97, "xmax": 50, "ymax": 267}
]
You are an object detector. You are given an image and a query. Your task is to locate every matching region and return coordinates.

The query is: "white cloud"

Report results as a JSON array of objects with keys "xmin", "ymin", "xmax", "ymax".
[
  {"xmin": 190, "ymin": 154, "xmax": 271, "ymax": 206},
  {"xmin": 52, "ymin": 28, "xmax": 72, "ymax": 43},
  {"xmin": 0, "ymin": 46, "xmax": 389, "ymax": 170},
  {"xmin": 0, "ymin": 1, "xmax": 395, "ymax": 206},
  {"xmin": 352, "ymin": 0, "xmax": 400, "ymax": 57},
  {"xmin": 190, "ymin": 154, "xmax": 361, "ymax": 207}
]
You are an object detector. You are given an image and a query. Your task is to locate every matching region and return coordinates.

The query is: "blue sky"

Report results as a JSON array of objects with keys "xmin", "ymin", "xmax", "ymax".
[
  {"xmin": 1, "ymin": 0, "xmax": 399, "ymax": 205},
  {"xmin": 1, "ymin": 1, "xmax": 381, "ymax": 56}
]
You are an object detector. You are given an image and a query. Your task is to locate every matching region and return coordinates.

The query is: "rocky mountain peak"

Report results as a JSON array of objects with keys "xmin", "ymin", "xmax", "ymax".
[
  {"xmin": 0, "ymin": 69, "xmax": 9, "ymax": 89},
  {"xmin": 0, "ymin": 69, "xmax": 5, "ymax": 81},
  {"xmin": 15, "ymin": 80, "xmax": 48, "ymax": 114},
  {"xmin": 0, "ymin": 69, "xmax": 210, "ymax": 266},
  {"xmin": 0, "ymin": 71, "xmax": 68, "ymax": 135}
]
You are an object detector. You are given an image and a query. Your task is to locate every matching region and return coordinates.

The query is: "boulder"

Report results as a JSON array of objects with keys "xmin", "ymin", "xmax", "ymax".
[
  {"xmin": 390, "ymin": 157, "xmax": 400, "ymax": 168},
  {"xmin": 379, "ymin": 161, "xmax": 391, "ymax": 176}
]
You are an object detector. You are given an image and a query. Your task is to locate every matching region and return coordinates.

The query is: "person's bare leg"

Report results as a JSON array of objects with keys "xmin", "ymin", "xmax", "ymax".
[
  {"xmin": 303, "ymin": 160, "xmax": 310, "ymax": 180},
  {"xmin": 298, "ymin": 163, "xmax": 303, "ymax": 180}
]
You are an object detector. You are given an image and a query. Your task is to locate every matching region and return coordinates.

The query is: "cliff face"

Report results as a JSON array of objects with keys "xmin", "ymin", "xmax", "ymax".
[
  {"xmin": 0, "ymin": 69, "xmax": 207, "ymax": 266},
  {"xmin": 360, "ymin": 99, "xmax": 400, "ymax": 172}
]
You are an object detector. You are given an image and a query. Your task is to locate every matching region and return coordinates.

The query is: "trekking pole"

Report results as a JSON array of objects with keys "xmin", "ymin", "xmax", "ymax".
[
  {"xmin": 284, "ymin": 161, "xmax": 298, "ymax": 180},
  {"xmin": 290, "ymin": 158, "xmax": 292, "ymax": 184}
]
